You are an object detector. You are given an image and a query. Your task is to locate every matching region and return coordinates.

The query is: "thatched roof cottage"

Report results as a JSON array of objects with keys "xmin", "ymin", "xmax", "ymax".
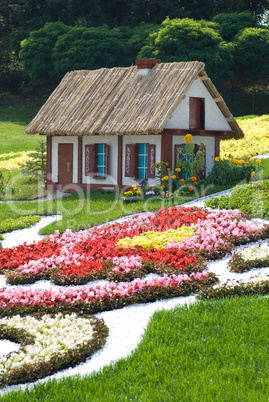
[{"xmin": 26, "ymin": 59, "xmax": 244, "ymax": 192}]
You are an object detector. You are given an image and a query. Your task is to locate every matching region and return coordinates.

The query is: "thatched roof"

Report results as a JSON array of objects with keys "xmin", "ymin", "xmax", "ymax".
[{"xmin": 26, "ymin": 61, "xmax": 244, "ymax": 139}]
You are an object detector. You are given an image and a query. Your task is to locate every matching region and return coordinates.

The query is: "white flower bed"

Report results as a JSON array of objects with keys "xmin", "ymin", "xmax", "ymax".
[
  {"xmin": 241, "ymin": 242, "xmax": 269, "ymax": 261},
  {"xmin": 0, "ymin": 313, "xmax": 108, "ymax": 388}
]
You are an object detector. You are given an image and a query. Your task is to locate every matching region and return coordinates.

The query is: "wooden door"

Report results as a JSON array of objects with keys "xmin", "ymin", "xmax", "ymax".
[{"xmin": 58, "ymin": 143, "xmax": 73, "ymax": 189}]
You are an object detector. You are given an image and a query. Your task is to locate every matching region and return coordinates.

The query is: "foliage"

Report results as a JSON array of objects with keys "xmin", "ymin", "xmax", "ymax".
[
  {"xmin": 19, "ymin": 141, "xmax": 46, "ymax": 182},
  {"xmin": 232, "ymin": 27, "xmax": 269, "ymax": 85},
  {"xmin": 138, "ymin": 17, "xmax": 234, "ymax": 83},
  {"xmin": 19, "ymin": 22, "xmax": 70, "ymax": 84},
  {"xmin": 0, "ymin": 215, "xmax": 41, "ymax": 234},
  {"xmin": 206, "ymin": 155, "xmax": 261, "ymax": 185},
  {"xmin": 204, "ymin": 179, "xmax": 269, "ymax": 219},
  {"xmin": 212, "ymin": 11, "xmax": 259, "ymax": 41},
  {"xmin": 52, "ymin": 25, "xmax": 127, "ymax": 78}
]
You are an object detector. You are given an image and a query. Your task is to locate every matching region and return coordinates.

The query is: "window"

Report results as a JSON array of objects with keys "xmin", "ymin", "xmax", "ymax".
[
  {"xmin": 138, "ymin": 143, "xmax": 148, "ymax": 178},
  {"xmin": 97, "ymin": 144, "xmax": 105, "ymax": 178},
  {"xmin": 85, "ymin": 143, "xmax": 109, "ymax": 178},
  {"xmin": 189, "ymin": 97, "xmax": 205, "ymax": 130},
  {"xmin": 125, "ymin": 143, "xmax": 156, "ymax": 179}
]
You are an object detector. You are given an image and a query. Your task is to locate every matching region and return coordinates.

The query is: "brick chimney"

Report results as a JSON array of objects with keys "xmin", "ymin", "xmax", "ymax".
[{"xmin": 136, "ymin": 59, "xmax": 161, "ymax": 76}]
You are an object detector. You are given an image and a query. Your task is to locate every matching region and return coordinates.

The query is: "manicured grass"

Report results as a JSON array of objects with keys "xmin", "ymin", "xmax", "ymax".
[
  {"xmin": 0, "ymin": 97, "xmax": 46, "ymax": 154},
  {"xmin": 2, "ymin": 296, "xmax": 268, "ymax": 401},
  {"xmin": 0, "ymin": 183, "xmax": 232, "ymax": 235}
]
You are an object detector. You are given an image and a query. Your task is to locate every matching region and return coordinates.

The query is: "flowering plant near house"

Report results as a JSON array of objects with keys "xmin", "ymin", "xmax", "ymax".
[
  {"xmin": 207, "ymin": 155, "xmax": 262, "ymax": 186},
  {"xmin": 176, "ymin": 134, "xmax": 205, "ymax": 179}
]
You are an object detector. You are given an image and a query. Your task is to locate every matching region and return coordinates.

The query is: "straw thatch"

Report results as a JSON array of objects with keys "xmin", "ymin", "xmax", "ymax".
[{"xmin": 26, "ymin": 61, "xmax": 244, "ymax": 139}]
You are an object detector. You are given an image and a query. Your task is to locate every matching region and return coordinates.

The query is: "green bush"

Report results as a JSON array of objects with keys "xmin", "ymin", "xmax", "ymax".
[
  {"xmin": 207, "ymin": 157, "xmax": 258, "ymax": 186},
  {"xmin": 0, "ymin": 215, "xmax": 41, "ymax": 234},
  {"xmin": 205, "ymin": 179, "xmax": 269, "ymax": 219}
]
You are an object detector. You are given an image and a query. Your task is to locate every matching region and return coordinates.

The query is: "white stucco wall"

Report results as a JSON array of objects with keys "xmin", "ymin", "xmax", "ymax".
[
  {"xmin": 172, "ymin": 135, "xmax": 215, "ymax": 176},
  {"xmin": 122, "ymin": 135, "xmax": 162, "ymax": 187},
  {"xmin": 51, "ymin": 136, "xmax": 78, "ymax": 183},
  {"xmin": 165, "ymin": 78, "xmax": 231, "ymax": 131},
  {"xmin": 82, "ymin": 136, "xmax": 118, "ymax": 186}
]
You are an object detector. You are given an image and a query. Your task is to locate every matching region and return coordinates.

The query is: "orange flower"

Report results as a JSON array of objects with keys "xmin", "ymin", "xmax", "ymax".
[
  {"xmin": 161, "ymin": 185, "xmax": 165, "ymax": 189},
  {"xmin": 191, "ymin": 176, "xmax": 197, "ymax": 181},
  {"xmin": 180, "ymin": 179, "xmax": 185, "ymax": 183},
  {"xmin": 188, "ymin": 186, "xmax": 193, "ymax": 192},
  {"xmin": 193, "ymin": 181, "xmax": 198, "ymax": 185}
]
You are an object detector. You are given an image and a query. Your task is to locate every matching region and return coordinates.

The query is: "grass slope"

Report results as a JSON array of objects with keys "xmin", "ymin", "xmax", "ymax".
[
  {"xmin": 0, "ymin": 97, "xmax": 46, "ymax": 154},
  {"xmin": 2, "ymin": 296, "xmax": 268, "ymax": 401}
]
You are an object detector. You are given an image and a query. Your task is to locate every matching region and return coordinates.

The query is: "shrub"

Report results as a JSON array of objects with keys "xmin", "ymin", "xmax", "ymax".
[
  {"xmin": 204, "ymin": 179, "xmax": 269, "ymax": 219},
  {"xmin": 207, "ymin": 156, "xmax": 260, "ymax": 186}
]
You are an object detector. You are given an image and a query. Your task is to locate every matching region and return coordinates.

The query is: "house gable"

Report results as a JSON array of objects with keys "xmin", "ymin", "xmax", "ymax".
[{"xmin": 165, "ymin": 78, "xmax": 232, "ymax": 132}]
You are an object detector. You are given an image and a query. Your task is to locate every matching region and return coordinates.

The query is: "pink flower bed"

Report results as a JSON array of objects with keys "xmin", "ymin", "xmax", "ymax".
[{"xmin": 0, "ymin": 206, "xmax": 268, "ymax": 315}]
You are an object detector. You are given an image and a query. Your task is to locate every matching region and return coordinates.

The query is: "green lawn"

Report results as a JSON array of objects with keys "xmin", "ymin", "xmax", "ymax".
[
  {"xmin": 2, "ymin": 296, "xmax": 268, "ymax": 402},
  {"xmin": 0, "ymin": 97, "xmax": 46, "ymax": 154}
]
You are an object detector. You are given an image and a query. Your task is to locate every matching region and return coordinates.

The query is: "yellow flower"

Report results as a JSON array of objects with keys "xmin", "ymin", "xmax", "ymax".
[
  {"xmin": 249, "ymin": 158, "xmax": 254, "ymax": 163},
  {"xmin": 171, "ymin": 175, "xmax": 176, "ymax": 179},
  {"xmin": 233, "ymin": 159, "xmax": 239, "ymax": 164},
  {"xmin": 215, "ymin": 156, "xmax": 220, "ymax": 162},
  {"xmin": 164, "ymin": 162, "xmax": 169, "ymax": 166},
  {"xmin": 256, "ymin": 159, "xmax": 262, "ymax": 163},
  {"xmin": 239, "ymin": 159, "xmax": 244, "ymax": 164},
  {"xmin": 161, "ymin": 176, "xmax": 169, "ymax": 181},
  {"xmin": 175, "ymin": 168, "xmax": 181, "ymax": 172},
  {"xmin": 132, "ymin": 184, "xmax": 137, "ymax": 188},
  {"xmin": 251, "ymin": 171, "xmax": 255, "ymax": 176},
  {"xmin": 0, "ymin": 180, "xmax": 2, "ymax": 184},
  {"xmin": 136, "ymin": 190, "xmax": 141, "ymax": 194},
  {"xmin": 188, "ymin": 186, "xmax": 193, "ymax": 192},
  {"xmin": 201, "ymin": 141, "xmax": 205, "ymax": 147},
  {"xmin": 184, "ymin": 134, "xmax": 192, "ymax": 143}
]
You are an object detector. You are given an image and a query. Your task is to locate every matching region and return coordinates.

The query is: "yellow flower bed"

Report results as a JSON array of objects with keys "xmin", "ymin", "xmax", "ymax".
[
  {"xmin": 220, "ymin": 115, "xmax": 269, "ymax": 158},
  {"xmin": 0, "ymin": 151, "xmax": 35, "ymax": 170},
  {"xmin": 117, "ymin": 225, "xmax": 196, "ymax": 249}
]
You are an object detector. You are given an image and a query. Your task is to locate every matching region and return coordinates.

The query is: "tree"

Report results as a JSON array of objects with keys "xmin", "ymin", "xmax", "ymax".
[
  {"xmin": 19, "ymin": 140, "xmax": 47, "ymax": 182},
  {"xmin": 52, "ymin": 25, "xmax": 128, "ymax": 78},
  {"xmin": 212, "ymin": 11, "xmax": 259, "ymax": 41},
  {"xmin": 138, "ymin": 17, "xmax": 234, "ymax": 83},
  {"xmin": 19, "ymin": 22, "xmax": 71, "ymax": 85},
  {"xmin": 232, "ymin": 27, "xmax": 269, "ymax": 112}
]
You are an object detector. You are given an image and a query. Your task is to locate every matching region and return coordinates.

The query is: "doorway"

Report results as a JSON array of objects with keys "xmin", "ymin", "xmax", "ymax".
[{"xmin": 58, "ymin": 143, "xmax": 73, "ymax": 190}]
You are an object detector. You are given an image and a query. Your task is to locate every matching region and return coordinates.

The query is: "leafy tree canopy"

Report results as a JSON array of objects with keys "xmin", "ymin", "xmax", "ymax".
[
  {"xmin": 232, "ymin": 27, "xmax": 269, "ymax": 83},
  {"xmin": 138, "ymin": 18, "xmax": 234, "ymax": 83},
  {"xmin": 212, "ymin": 11, "xmax": 259, "ymax": 41},
  {"xmin": 19, "ymin": 22, "xmax": 71, "ymax": 84},
  {"xmin": 52, "ymin": 25, "xmax": 128, "ymax": 78}
]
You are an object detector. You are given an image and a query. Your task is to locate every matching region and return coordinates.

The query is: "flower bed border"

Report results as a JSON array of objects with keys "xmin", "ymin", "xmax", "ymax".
[{"xmin": 0, "ymin": 312, "xmax": 108, "ymax": 388}]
